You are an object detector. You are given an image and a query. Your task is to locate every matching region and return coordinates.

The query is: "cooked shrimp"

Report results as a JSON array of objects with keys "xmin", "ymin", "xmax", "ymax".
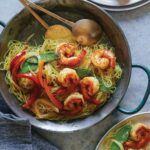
[
  {"xmin": 124, "ymin": 123, "xmax": 150, "ymax": 149},
  {"xmin": 64, "ymin": 92, "xmax": 84, "ymax": 113},
  {"xmin": 91, "ymin": 49, "xmax": 116, "ymax": 70},
  {"xmin": 58, "ymin": 68, "xmax": 79, "ymax": 87},
  {"xmin": 80, "ymin": 77, "xmax": 99, "ymax": 100},
  {"xmin": 130, "ymin": 123, "xmax": 149, "ymax": 141},
  {"xmin": 56, "ymin": 43, "xmax": 86, "ymax": 67}
]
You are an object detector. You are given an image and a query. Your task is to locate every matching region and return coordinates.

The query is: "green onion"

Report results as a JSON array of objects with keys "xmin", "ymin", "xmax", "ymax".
[{"xmin": 40, "ymin": 52, "xmax": 58, "ymax": 62}]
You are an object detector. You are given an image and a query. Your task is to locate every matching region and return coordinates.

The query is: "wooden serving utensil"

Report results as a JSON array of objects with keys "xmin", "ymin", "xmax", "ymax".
[{"xmin": 19, "ymin": 0, "xmax": 102, "ymax": 45}]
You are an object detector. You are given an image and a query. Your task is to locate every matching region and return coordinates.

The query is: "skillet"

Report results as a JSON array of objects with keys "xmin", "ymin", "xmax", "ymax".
[{"xmin": 0, "ymin": 0, "xmax": 150, "ymax": 132}]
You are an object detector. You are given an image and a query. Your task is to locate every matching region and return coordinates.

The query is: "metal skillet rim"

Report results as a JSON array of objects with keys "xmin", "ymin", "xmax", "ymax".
[
  {"xmin": 95, "ymin": 112, "xmax": 150, "ymax": 150},
  {"xmin": 89, "ymin": 0, "xmax": 150, "ymax": 12},
  {"xmin": 0, "ymin": 0, "xmax": 131, "ymax": 133}
]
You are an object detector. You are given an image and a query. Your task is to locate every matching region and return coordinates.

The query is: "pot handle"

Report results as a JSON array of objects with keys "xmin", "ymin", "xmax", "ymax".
[
  {"xmin": 0, "ymin": 21, "xmax": 6, "ymax": 28},
  {"xmin": 117, "ymin": 64, "xmax": 150, "ymax": 114}
]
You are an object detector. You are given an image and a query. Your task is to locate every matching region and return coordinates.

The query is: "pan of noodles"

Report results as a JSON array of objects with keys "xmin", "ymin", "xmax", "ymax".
[{"xmin": 0, "ymin": 0, "xmax": 150, "ymax": 132}]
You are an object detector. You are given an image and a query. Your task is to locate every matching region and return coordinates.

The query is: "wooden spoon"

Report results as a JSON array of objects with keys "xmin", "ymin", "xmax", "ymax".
[
  {"xmin": 19, "ymin": 0, "xmax": 73, "ymax": 41},
  {"xmin": 19, "ymin": 0, "xmax": 102, "ymax": 45}
]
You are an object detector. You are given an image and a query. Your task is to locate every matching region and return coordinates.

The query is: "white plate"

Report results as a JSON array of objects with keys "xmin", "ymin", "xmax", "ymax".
[
  {"xmin": 96, "ymin": 112, "xmax": 150, "ymax": 150},
  {"xmin": 90, "ymin": 0, "xmax": 150, "ymax": 11}
]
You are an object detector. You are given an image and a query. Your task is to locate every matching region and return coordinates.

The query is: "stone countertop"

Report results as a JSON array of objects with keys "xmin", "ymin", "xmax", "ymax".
[{"xmin": 0, "ymin": 1, "xmax": 150, "ymax": 150}]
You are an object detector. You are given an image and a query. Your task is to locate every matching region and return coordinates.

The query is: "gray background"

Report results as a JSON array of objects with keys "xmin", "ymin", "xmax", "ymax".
[{"xmin": 0, "ymin": 1, "xmax": 150, "ymax": 150}]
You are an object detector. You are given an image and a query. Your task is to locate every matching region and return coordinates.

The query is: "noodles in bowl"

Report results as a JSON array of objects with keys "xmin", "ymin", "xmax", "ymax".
[
  {"xmin": 101, "ymin": 122, "xmax": 150, "ymax": 150},
  {"xmin": 0, "ymin": 32, "xmax": 122, "ymax": 121}
]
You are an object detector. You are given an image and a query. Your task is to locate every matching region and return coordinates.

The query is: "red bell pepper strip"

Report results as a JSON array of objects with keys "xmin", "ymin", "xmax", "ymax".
[
  {"xmin": 10, "ymin": 50, "xmax": 26, "ymax": 71},
  {"xmin": 110, "ymin": 57, "xmax": 116, "ymax": 69},
  {"xmin": 38, "ymin": 60, "xmax": 63, "ymax": 109},
  {"xmin": 53, "ymin": 88, "xmax": 66, "ymax": 96},
  {"xmin": 53, "ymin": 85, "xmax": 76, "ymax": 96},
  {"xmin": 16, "ymin": 72, "xmax": 41, "ymax": 109},
  {"xmin": 103, "ymin": 50, "xmax": 116, "ymax": 69},
  {"xmin": 11, "ymin": 57, "xmax": 26, "ymax": 82},
  {"xmin": 43, "ymin": 80, "xmax": 63, "ymax": 109},
  {"xmin": 90, "ymin": 99, "xmax": 101, "ymax": 106},
  {"xmin": 10, "ymin": 50, "xmax": 27, "ymax": 82},
  {"xmin": 22, "ymin": 85, "xmax": 41, "ymax": 109},
  {"xmin": 123, "ymin": 127, "xmax": 150, "ymax": 149},
  {"xmin": 16, "ymin": 73, "xmax": 40, "ymax": 86},
  {"xmin": 10, "ymin": 50, "xmax": 42, "ymax": 109}
]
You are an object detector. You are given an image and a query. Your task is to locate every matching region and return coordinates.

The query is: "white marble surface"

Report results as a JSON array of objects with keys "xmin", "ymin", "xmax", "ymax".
[{"xmin": 0, "ymin": 1, "xmax": 150, "ymax": 150}]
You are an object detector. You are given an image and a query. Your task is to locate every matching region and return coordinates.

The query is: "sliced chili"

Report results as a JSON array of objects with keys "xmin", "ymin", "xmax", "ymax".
[
  {"xmin": 43, "ymin": 80, "xmax": 63, "ymax": 109},
  {"xmin": 16, "ymin": 73, "xmax": 40, "ymax": 86},
  {"xmin": 11, "ymin": 57, "xmax": 26, "ymax": 82},
  {"xmin": 10, "ymin": 50, "xmax": 26, "ymax": 71}
]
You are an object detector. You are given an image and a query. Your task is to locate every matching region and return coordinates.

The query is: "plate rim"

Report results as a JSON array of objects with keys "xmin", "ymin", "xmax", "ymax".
[{"xmin": 89, "ymin": 0, "xmax": 150, "ymax": 11}]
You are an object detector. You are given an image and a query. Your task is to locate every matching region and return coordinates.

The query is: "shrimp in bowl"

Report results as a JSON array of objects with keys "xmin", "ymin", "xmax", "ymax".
[
  {"xmin": 91, "ymin": 49, "xmax": 116, "ymax": 70},
  {"xmin": 56, "ymin": 43, "xmax": 86, "ymax": 67},
  {"xmin": 58, "ymin": 68, "xmax": 79, "ymax": 87},
  {"xmin": 80, "ymin": 77, "xmax": 100, "ymax": 100}
]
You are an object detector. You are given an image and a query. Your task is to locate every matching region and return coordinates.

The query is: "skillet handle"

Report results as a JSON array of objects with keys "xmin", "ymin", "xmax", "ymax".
[
  {"xmin": 117, "ymin": 65, "xmax": 150, "ymax": 114},
  {"xmin": 0, "ymin": 21, "xmax": 6, "ymax": 28}
]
